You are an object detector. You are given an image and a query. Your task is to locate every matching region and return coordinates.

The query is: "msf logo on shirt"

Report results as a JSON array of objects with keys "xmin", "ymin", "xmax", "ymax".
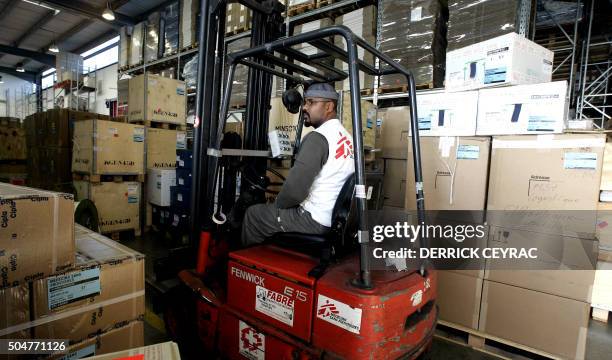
[
  {"xmin": 317, "ymin": 299, "xmax": 340, "ymax": 317},
  {"xmin": 335, "ymin": 132, "xmax": 354, "ymax": 159}
]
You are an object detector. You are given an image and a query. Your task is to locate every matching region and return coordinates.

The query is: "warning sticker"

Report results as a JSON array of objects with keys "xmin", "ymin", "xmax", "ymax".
[
  {"xmin": 255, "ymin": 286, "xmax": 295, "ymax": 326},
  {"xmin": 239, "ymin": 320, "xmax": 265, "ymax": 360},
  {"xmin": 316, "ymin": 294, "xmax": 362, "ymax": 334},
  {"xmin": 48, "ymin": 268, "xmax": 101, "ymax": 310}
]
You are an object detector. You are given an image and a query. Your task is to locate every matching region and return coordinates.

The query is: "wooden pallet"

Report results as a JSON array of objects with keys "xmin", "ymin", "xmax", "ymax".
[
  {"xmin": 316, "ymin": 0, "xmax": 333, "ymax": 8},
  {"xmin": 287, "ymin": 1, "xmax": 316, "ymax": 16},
  {"xmin": 181, "ymin": 42, "xmax": 199, "ymax": 52},
  {"xmin": 376, "ymin": 82, "xmax": 435, "ymax": 94},
  {"xmin": 436, "ymin": 320, "xmax": 565, "ymax": 360},
  {"xmin": 72, "ymin": 173, "xmax": 145, "ymax": 183},
  {"xmin": 130, "ymin": 120, "xmax": 187, "ymax": 131},
  {"xmin": 226, "ymin": 27, "xmax": 250, "ymax": 37}
]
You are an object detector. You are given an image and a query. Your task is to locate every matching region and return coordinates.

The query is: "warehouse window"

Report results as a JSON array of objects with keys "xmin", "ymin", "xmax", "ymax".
[
  {"xmin": 82, "ymin": 36, "xmax": 119, "ymax": 73},
  {"xmin": 41, "ymin": 73, "xmax": 55, "ymax": 89}
]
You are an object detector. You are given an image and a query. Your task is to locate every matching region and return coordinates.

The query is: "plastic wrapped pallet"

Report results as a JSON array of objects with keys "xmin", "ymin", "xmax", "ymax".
[
  {"xmin": 56, "ymin": 52, "xmax": 83, "ymax": 82},
  {"xmin": 119, "ymin": 26, "xmax": 131, "ymax": 68},
  {"xmin": 379, "ymin": 0, "xmax": 446, "ymax": 88},
  {"xmin": 129, "ymin": 22, "xmax": 145, "ymax": 66},
  {"xmin": 334, "ymin": 6, "xmax": 377, "ymax": 90},
  {"xmin": 162, "ymin": 2, "xmax": 180, "ymax": 56},
  {"xmin": 294, "ymin": 18, "xmax": 334, "ymax": 74},
  {"xmin": 145, "ymin": 12, "xmax": 162, "ymax": 62},
  {"xmin": 181, "ymin": 0, "xmax": 200, "ymax": 49},
  {"xmin": 226, "ymin": 3, "xmax": 251, "ymax": 34},
  {"xmin": 447, "ymin": 0, "xmax": 519, "ymax": 51}
]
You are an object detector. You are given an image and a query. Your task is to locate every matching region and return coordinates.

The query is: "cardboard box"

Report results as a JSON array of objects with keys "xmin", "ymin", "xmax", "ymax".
[
  {"xmin": 88, "ymin": 340, "xmax": 179, "ymax": 360},
  {"xmin": 0, "ymin": 285, "xmax": 30, "ymax": 339},
  {"xmin": 146, "ymin": 128, "xmax": 186, "ymax": 169},
  {"xmin": 445, "ymin": 32, "xmax": 553, "ymax": 91},
  {"xmin": 592, "ymin": 259, "xmax": 612, "ymax": 311},
  {"xmin": 268, "ymin": 97, "xmax": 301, "ymax": 142},
  {"xmin": 0, "ymin": 184, "xmax": 74, "ymax": 288},
  {"xmin": 380, "ymin": 107, "xmax": 411, "ymax": 159},
  {"xmin": 487, "ymin": 134, "xmax": 605, "ymax": 236},
  {"xmin": 597, "ymin": 202, "xmax": 612, "ymax": 250},
  {"xmin": 72, "ymin": 120, "xmax": 145, "ymax": 175},
  {"xmin": 600, "ymin": 142, "xmax": 612, "ymax": 190},
  {"xmin": 128, "ymin": 74, "xmax": 186, "ymax": 125},
  {"xmin": 74, "ymin": 181, "xmax": 141, "ymax": 234},
  {"xmin": 56, "ymin": 321, "xmax": 145, "ymax": 360},
  {"xmin": 405, "ymin": 137, "xmax": 491, "ymax": 211},
  {"xmin": 383, "ymin": 159, "xmax": 408, "ymax": 208},
  {"xmin": 38, "ymin": 146, "xmax": 72, "ymax": 185},
  {"xmin": 341, "ymin": 94, "xmax": 377, "ymax": 149},
  {"xmin": 479, "ymin": 280, "xmax": 589, "ymax": 360},
  {"xmin": 416, "ymin": 90, "xmax": 479, "ymax": 136},
  {"xmin": 180, "ymin": 0, "xmax": 199, "ymax": 49},
  {"xmin": 148, "ymin": 168, "xmax": 176, "ymax": 206},
  {"xmin": 437, "ymin": 271, "xmax": 482, "ymax": 330},
  {"xmin": 33, "ymin": 225, "xmax": 145, "ymax": 342},
  {"xmin": 476, "ymin": 81, "xmax": 567, "ymax": 135}
]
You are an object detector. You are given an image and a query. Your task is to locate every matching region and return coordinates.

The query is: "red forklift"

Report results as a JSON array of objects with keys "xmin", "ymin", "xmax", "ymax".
[{"xmin": 164, "ymin": 0, "xmax": 436, "ymax": 358}]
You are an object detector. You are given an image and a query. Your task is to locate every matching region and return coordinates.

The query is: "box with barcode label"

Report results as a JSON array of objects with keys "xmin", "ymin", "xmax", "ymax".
[
  {"xmin": 32, "ymin": 225, "xmax": 145, "ymax": 343},
  {"xmin": 476, "ymin": 81, "xmax": 567, "ymax": 135},
  {"xmin": 445, "ymin": 32, "xmax": 553, "ymax": 91},
  {"xmin": 73, "ymin": 181, "xmax": 141, "ymax": 234},
  {"xmin": 72, "ymin": 119, "xmax": 145, "ymax": 175}
]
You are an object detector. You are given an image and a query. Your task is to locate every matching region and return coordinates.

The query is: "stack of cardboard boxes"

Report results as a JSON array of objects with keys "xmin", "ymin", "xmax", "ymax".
[
  {"xmin": 593, "ymin": 144, "xmax": 612, "ymax": 321},
  {"xmin": 0, "ymin": 183, "xmax": 144, "ymax": 357},
  {"xmin": 379, "ymin": 32, "xmax": 599, "ymax": 358},
  {"xmin": 0, "ymin": 117, "xmax": 27, "ymax": 185}
]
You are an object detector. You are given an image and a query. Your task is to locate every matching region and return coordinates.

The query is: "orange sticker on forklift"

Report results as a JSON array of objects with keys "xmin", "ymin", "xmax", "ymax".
[
  {"xmin": 255, "ymin": 285, "xmax": 295, "ymax": 326},
  {"xmin": 239, "ymin": 320, "xmax": 265, "ymax": 360},
  {"xmin": 316, "ymin": 294, "xmax": 362, "ymax": 334}
]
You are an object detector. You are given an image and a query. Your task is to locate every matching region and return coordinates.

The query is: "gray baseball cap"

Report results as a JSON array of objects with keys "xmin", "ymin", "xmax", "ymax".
[{"xmin": 304, "ymin": 83, "xmax": 339, "ymax": 101}]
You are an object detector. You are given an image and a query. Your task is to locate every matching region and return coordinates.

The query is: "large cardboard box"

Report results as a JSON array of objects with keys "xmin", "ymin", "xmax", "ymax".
[
  {"xmin": 0, "ymin": 285, "xmax": 30, "ymax": 339},
  {"xmin": 0, "ymin": 184, "xmax": 74, "ymax": 288},
  {"xmin": 74, "ymin": 181, "xmax": 141, "ymax": 234},
  {"xmin": 56, "ymin": 321, "xmax": 145, "ymax": 360},
  {"xmin": 38, "ymin": 146, "xmax": 72, "ymax": 185},
  {"xmin": 72, "ymin": 119, "xmax": 145, "ymax": 175},
  {"xmin": 486, "ymin": 226, "xmax": 596, "ymax": 303},
  {"xmin": 415, "ymin": 90, "xmax": 479, "ymax": 136},
  {"xmin": 479, "ymin": 280, "xmax": 589, "ymax": 360},
  {"xmin": 341, "ymin": 94, "xmax": 376, "ymax": 149},
  {"xmin": 487, "ymin": 134, "xmax": 605, "ymax": 236},
  {"xmin": 383, "ymin": 159, "xmax": 407, "ymax": 208},
  {"xmin": 476, "ymin": 81, "xmax": 567, "ymax": 135},
  {"xmin": 600, "ymin": 142, "xmax": 612, "ymax": 190},
  {"xmin": 437, "ymin": 271, "xmax": 482, "ymax": 330},
  {"xmin": 33, "ymin": 225, "xmax": 145, "ymax": 342},
  {"xmin": 180, "ymin": 0, "xmax": 199, "ymax": 49},
  {"xmin": 597, "ymin": 202, "xmax": 612, "ymax": 250},
  {"xmin": 445, "ymin": 32, "xmax": 553, "ymax": 91},
  {"xmin": 380, "ymin": 107, "xmax": 411, "ymax": 159},
  {"xmin": 146, "ymin": 128, "xmax": 186, "ymax": 169},
  {"xmin": 147, "ymin": 168, "xmax": 176, "ymax": 206},
  {"xmin": 268, "ymin": 97, "xmax": 303, "ymax": 143},
  {"xmin": 88, "ymin": 340, "xmax": 179, "ymax": 360},
  {"xmin": 128, "ymin": 74, "xmax": 186, "ymax": 125},
  {"xmin": 592, "ymin": 259, "xmax": 612, "ymax": 312},
  {"xmin": 405, "ymin": 137, "xmax": 491, "ymax": 211}
]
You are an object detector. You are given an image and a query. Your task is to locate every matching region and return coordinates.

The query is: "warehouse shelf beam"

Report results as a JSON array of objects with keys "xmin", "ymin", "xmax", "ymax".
[
  {"xmin": 0, "ymin": 66, "xmax": 37, "ymax": 82},
  {"xmin": 41, "ymin": 0, "xmax": 134, "ymax": 27},
  {"xmin": 0, "ymin": 44, "xmax": 56, "ymax": 67}
]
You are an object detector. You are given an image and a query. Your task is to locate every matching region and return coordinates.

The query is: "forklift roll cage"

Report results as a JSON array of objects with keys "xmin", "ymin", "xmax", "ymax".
[{"xmin": 201, "ymin": 25, "xmax": 428, "ymax": 288}]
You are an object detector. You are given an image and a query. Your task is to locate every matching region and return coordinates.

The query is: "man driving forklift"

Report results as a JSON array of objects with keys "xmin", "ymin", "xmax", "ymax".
[{"xmin": 242, "ymin": 83, "xmax": 355, "ymax": 245}]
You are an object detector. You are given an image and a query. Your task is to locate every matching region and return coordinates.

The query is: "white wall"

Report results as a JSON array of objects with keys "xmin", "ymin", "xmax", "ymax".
[{"xmin": 0, "ymin": 73, "xmax": 34, "ymax": 119}]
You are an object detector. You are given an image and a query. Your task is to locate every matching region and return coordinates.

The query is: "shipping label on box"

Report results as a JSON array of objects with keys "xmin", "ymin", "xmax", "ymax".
[
  {"xmin": 476, "ymin": 81, "xmax": 567, "ymax": 135},
  {"xmin": 415, "ymin": 90, "xmax": 478, "ymax": 136}
]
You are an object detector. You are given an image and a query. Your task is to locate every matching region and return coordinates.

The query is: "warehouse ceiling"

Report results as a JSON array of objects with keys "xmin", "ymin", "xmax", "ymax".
[{"xmin": 0, "ymin": 0, "xmax": 168, "ymax": 75}]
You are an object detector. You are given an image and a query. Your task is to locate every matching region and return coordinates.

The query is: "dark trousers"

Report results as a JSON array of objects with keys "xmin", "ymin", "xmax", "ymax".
[{"xmin": 241, "ymin": 204, "xmax": 329, "ymax": 246}]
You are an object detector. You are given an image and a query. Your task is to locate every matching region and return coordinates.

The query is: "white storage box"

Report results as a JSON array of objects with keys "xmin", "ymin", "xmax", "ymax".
[
  {"xmin": 476, "ymin": 81, "xmax": 567, "ymax": 135},
  {"xmin": 147, "ymin": 168, "xmax": 176, "ymax": 206},
  {"xmin": 445, "ymin": 32, "xmax": 553, "ymax": 91},
  {"xmin": 415, "ymin": 90, "xmax": 479, "ymax": 136}
]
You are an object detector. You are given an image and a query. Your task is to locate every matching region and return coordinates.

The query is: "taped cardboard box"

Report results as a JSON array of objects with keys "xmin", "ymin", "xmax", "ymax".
[
  {"xmin": 380, "ymin": 107, "xmax": 411, "ymax": 159},
  {"xmin": 476, "ymin": 81, "xmax": 567, "ymax": 135},
  {"xmin": 479, "ymin": 280, "xmax": 589, "ymax": 360},
  {"xmin": 485, "ymin": 226, "xmax": 596, "ymax": 303},
  {"xmin": 72, "ymin": 119, "xmax": 145, "ymax": 175},
  {"xmin": 128, "ymin": 73, "xmax": 186, "ymax": 125},
  {"xmin": 415, "ymin": 90, "xmax": 479, "ymax": 136},
  {"xmin": 383, "ymin": 159, "xmax": 408, "ymax": 208},
  {"xmin": 591, "ymin": 259, "xmax": 612, "ymax": 312},
  {"xmin": 146, "ymin": 128, "xmax": 186, "ymax": 169},
  {"xmin": 52, "ymin": 321, "xmax": 144, "ymax": 360},
  {"xmin": 88, "ymin": 340, "xmax": 179, "ymax": 360},
  {"xmin": 445, "ymin": 32, "xmax": 553, "ymax": 91},
  {"xmin": 487, "ymin": 134, "xmax": 605, "ymax": 236},
  {"xmin": 0, "ymin": 285, "xmax": 30, "ymax": 339},
  {"xmin": 0, "ymin": 184, "xmax": 74, "ymax": 288},
  {"xmin": 437, "ymin": 271, "xmax": 482, "ymax": 330},
  {"xmin": 74, "ymin": 181, "xmax": 141, "ymax": 234},
  {"xmin": 341, "ymin": 93, "xmax": 376, "ymax": 149},
  {"xmin": 596, "ymin": 202, "xmax": 612, "ymax": 250},
  {"xmin": 404, "ymin": 137, "xmax": 491, "ymax": 212},
  {"xmin": 600, "ymin": 142, "xmax": 612, "ymax": 191},
  {"xmin": 32, "ymin": 225, "xmax": 145, "ymax": 343}
]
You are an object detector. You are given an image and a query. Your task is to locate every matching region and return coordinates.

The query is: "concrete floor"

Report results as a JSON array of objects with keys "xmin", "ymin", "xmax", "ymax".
[{"xmin": 123, "ymin": 233, "xmax": 612, "ymax": 359}]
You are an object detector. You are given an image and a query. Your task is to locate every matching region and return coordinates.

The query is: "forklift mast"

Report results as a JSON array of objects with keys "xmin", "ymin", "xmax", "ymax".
[{"xmin": 190, "ymin": 0, "xmax": 426, "ymax": 288}]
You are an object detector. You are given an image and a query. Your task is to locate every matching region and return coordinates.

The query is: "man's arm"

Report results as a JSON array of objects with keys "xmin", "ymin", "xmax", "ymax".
[{"xmin": 276, "ymin": 132, "xmax": 328, "ymax": 208}]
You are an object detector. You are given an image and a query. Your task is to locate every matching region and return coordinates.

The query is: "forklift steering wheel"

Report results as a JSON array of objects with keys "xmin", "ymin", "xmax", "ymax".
[{"xmin": 241, "ymin": 166, "xmax": 286, "ymax": 194}]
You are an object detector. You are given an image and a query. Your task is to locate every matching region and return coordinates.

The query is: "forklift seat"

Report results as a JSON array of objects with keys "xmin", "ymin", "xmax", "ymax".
[{"xmin": 267, "ymin": 175, "xmax": 355, "ymax": 278}]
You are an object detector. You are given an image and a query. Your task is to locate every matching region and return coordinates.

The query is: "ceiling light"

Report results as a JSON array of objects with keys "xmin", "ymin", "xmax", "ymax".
[
  {"xmin": 16, "ymin": 63, "xmax": 25, "ymax": 72},
  {"xmin": 22, "ymin": 0, "xmax": 60, "ymax": 14},
  {"xmin": 102, "ymin": 2, "xmax": 115, "ymax": 21},
  {"xmin": 49, "ymin": 41, "xmax": 59, "ymax": 53}
]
